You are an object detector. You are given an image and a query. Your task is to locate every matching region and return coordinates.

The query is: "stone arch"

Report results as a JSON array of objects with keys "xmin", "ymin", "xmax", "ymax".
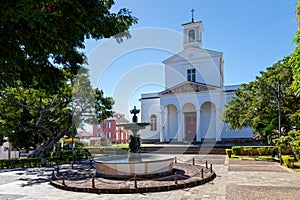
[
  {"xmin": 182, "ymin": 103, "xmax": 196, "ymax": 113},
  {"xmin": 166, "ymin": 104, "xmax": 178, "ymax": 140},
  {"xmin": 200, "ymin": 102, "xmax": 216, "ymax": 139}
]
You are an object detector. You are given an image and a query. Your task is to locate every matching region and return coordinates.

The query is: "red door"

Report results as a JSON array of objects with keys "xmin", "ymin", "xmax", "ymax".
[{"xmin": 185, "ymin": 112, "xmax": 196, "ymax": 141}]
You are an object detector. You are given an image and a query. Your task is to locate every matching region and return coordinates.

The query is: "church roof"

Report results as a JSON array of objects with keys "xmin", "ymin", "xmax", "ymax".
[
  {"xmin": 163, "ymin": 47, "xmax": 223, "ymax": 64},
  {"xmin": 181, "ymin": 20, "xmax": 202, "ymax": 26},
  {"xmin": 159, "ymin": 81, "xmax": 219, "ymax": 95}
]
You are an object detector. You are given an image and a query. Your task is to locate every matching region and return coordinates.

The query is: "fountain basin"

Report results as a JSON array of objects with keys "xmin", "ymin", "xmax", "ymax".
[{"xmin": 94, "ymin": 154, "xmax": 174, "ymax": 179}]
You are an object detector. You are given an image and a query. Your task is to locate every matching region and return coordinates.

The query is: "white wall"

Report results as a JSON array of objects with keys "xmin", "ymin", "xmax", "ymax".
[
  {"xmin": 196, "ymin": 57, "xmax": 221, "ymax": 87},
  {"xmin": 0, "ymin": 142, "xmax": 19, "ymax": 159},
  {"xmin": 140, "ymin": 95, "xmax": 160, "ymax": 123},
  {"xmin": 140, "ymin": 95, "xmax": 161, "ymax": 140},
  {"xmin": 141, "ymin": 88, "xmax": 253, "ymax": 141},
  {"xmin": 165, "ymin": 64, "xmax": 186, "ymax": 89},
  {"xmin": 165, "ymin": 51, "xmax": 222, "ymax": 89}
]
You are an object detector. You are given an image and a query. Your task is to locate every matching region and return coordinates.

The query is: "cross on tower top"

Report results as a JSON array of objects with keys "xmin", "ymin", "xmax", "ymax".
[{"xmin": 191, "ymin": 8, "xmax": 195, "ymax": 22}]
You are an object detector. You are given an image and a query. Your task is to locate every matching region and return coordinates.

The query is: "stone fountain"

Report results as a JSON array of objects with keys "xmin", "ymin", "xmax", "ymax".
[{"xmin": 94, "ymin": 106, "xmax": 174, "ymax": 179}]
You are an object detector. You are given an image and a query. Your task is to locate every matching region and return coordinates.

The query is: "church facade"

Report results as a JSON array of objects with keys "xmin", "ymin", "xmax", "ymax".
[{"xmin": 139, "ymin": 20, "xmax": 252, "ymax": 143}]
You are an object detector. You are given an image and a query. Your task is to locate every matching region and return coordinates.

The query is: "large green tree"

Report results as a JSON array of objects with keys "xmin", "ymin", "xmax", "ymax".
[
  {"xmin": 222, "ymin": 57, "xmax": 300, "ymax": 143},
  {"xmin": 0, "ymin": 69, "xmax": 114, "ymax": 158},
  {"xmin": 0, "ymin": 0, "xmax": 137, "ymax": 91},
  {"xmin": 0, "ymin": 0, "xmax": 136, "ymax": 158},
  {"xmin": 291, "ymin": 0, "xmax": 300, "ymax": 95},
  {"xmin": 72, "ymin": 68, "xmax": 115, "ymax": 128},
  {"xmin": 0, "ymin": 83, "xmax": 72, "ymax": 157}
]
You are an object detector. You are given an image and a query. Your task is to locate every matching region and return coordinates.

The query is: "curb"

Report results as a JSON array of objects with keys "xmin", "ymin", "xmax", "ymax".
[{"xmin": 49, "ymin": 166, "xmax": 216, "ymax": 194}]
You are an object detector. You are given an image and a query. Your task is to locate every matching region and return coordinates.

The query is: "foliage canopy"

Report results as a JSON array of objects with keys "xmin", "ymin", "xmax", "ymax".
[
  {"xmin": 0, "ymin": 0, "xmax": 137, "ymax": 91},
  {"xmin": 222, "ymin": 57, "xmax": 300, "ymax": 143},
  {"xmin": 0, "ymin": 0, "xmax": 136, "ymax": 158},
  {"xmin": 291, "ymin": 0, "xmax": 300, "ymax": 95}
]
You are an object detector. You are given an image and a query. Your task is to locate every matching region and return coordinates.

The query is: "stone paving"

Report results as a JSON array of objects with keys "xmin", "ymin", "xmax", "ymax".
[{"xmin": 0, "ymin": 154, "xmax": 300, "ymax": 199}]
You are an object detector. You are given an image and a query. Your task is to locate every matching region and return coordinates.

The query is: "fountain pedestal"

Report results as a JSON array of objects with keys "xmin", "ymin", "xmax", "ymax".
[
  {"xmin": 120, "ymin": 122, "xmax": 149, "ymax": 161},
  {"xmin": 94, "ymin": 106, "xmax": 174, "ymax": 179}
]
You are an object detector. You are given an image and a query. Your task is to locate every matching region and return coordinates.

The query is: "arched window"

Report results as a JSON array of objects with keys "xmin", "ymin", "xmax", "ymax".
[
  {"xmin": 188, "ymin": 29, "xmax": 195, "ymax": 42},
  {"xmin": 150, "ymin": 115, "xmax": 157, "ymax": 131}
]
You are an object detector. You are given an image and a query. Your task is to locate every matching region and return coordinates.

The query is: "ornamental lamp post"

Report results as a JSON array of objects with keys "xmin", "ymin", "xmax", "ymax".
[
  {"xmin": 277, "ymin": 80, "xmax": 282, "ymax": 165},
  {"xmin": 71, "ymin": 97, "xmax": 75, "ymax": 169}
]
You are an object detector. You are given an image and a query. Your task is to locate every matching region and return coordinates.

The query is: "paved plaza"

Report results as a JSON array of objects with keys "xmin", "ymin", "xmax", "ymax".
[{"xmin": 0, "ymin": 154, "xmax": 300, "ymax": 200}]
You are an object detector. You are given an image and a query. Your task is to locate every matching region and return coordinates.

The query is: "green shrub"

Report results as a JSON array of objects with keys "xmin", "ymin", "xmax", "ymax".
[
  {"xmin": 291, "ymin": 140, "xmax": 300, "ymax": 161},
  {"xmin": 282, "ymin": 155, "xmax": 295, "ymax": 168},
  {"xmin": 232, "ymin": 146, "xmax": 242, "ymax": 155},
  {"xmin": 0, "ymin": 158, "xmax": 41, "ymax": 169},
  {"xmin": 225, "ymin": 149, "xmax": 232, "ymax": 158},
  {"xmin": 274, "ymin": 130, "xmax": 300, "ymax": 156},
  {"xmin": 251, "ymin": 147, "xmax": 259, "ymax": 156},
  {"xmin": 257, "ymin": 147, "xmax": 266, "ymax": 156},
  {"xmin": 0, "ymin": 159, "xmax": 15, "ymax": 168},
  {"xmin": 29, "ymin": 158, "xmax": 41, "ymax": 167},
  {"xmin": 120, "ymin": 146, "xmax": 129, "ymax": 151},
  {"xmin": 62, "ymin": 155, "xmax": 71, "ymax": 163},
  {"xmin": 19, "ymin": 159, "xmax": 28, "ymax": 167},
  {"xmin": 19, "ymin": 158, "xmax": 41, "ymax": 167},
  {"xmin": 46, "ymin": 156, "xmax": 62, "ymax": 165},
  {"xmin": 265, "ymin": 147, "xmax": 273, "ymax": 155},
  {"xmin": 243, "ymin": 146, "xmax": 253, "ymax": 156}
]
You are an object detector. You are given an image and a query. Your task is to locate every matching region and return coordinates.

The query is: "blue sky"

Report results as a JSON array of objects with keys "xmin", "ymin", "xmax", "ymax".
[{"xmin": 84, "ymin": 0, "xmax": 298, "ymax": 120}]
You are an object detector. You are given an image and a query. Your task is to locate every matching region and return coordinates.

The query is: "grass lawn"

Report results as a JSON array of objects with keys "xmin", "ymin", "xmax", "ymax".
[{"xmin": 91, "ymin": 154, "xmax": 105, "ymax": 157}]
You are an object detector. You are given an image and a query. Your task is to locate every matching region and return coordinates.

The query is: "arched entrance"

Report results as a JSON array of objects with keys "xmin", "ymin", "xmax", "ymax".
[
  {"xmin": 200, "ymin": 102, "xmax": 216, "ymax": 139},
  {"xmin": 166, "ymin": 104, "xmax": 178, "ymax": 140},
  {"xmin": 183, "ymin": 103, "xmax": 196, "ymax": 142}
]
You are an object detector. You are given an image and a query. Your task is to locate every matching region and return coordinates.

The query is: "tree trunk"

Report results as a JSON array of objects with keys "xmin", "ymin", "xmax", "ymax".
[{"xmin": 28, "ymin": 127, "xmax": 70, "ymax": 164}]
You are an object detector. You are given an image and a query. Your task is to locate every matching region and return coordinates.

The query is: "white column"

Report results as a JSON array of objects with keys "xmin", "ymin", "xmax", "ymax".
[
  {"xmin": 196, "ymin": 109, "xmax": 201, "ymax": 142},
  {"xmin": 177, "ymin": 110, "xmax": 183, "ymax": 142},
  {"xmin": 165, "ymin": 107, "xmax": 170, "ymax": 141},
  {"xmin": 160, "ymin": 109, "xmax": 167, "ymax": 142},
  {"xmin": 160, "ymin": 110, "xmax": 164, "ymax": 142},
  {"xmin": 216, "ymin": 108, "xmax": 222, "ymax": 141}
]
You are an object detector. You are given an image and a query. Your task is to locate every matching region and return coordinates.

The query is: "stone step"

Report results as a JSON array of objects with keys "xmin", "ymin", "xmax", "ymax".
[{"xmin": 140, "ymin": 146, "xmax": 226, "ymax": 155}]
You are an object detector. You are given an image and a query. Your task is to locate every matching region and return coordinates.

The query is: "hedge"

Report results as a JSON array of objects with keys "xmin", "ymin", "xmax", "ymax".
[
  {"xmin": 231, "ymin": 146, "xmax": 275, "ymax": 156},
  {"xmin": 0, "ymin": 158, "xmax": 41, "ymax": 169},
  {"xmin": 0, "ymin": 155, "xmax": 88, "ymax": 169},
  {"xmin": 0, "ymin": 148, "xmax": 92, "ymax": 169},
  {"xmin": 282, "ymin": 155, "xmax": 295, "ymax": 168},
  {"xmin": 232, "ymin": 146, "xmax": 243, "ymax": 155}
]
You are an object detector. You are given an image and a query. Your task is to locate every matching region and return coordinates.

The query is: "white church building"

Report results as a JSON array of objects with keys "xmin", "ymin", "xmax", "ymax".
[{"xmin": 139, "ymin": 19, "xmax": 252, "ymax": 143}]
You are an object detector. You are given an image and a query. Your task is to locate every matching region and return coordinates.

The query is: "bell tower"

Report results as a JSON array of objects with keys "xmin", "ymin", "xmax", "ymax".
[{"xmin": 182, "ymin": 9, "xmax": 204, "ymax": 49}]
